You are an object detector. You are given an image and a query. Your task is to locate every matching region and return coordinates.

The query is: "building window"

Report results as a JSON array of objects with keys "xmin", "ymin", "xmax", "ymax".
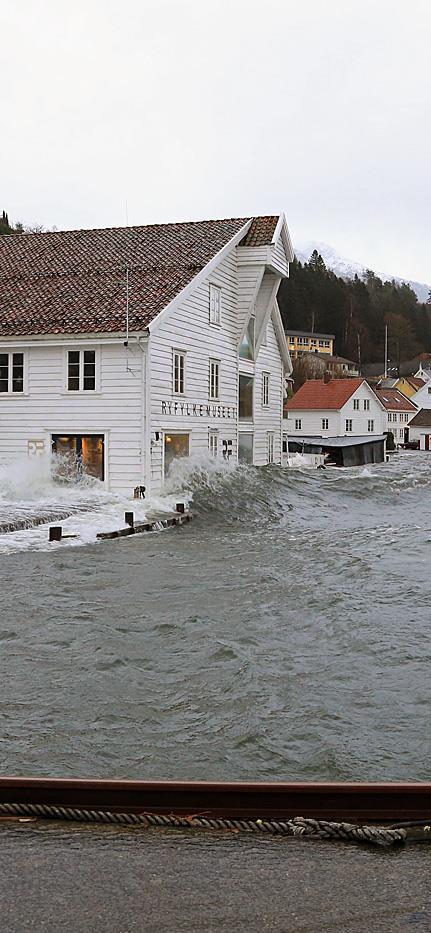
[
  {"xmin": 353, "ymin": 399, "xmax": 360, "ymax": 410},
  {"xmin": 173, "ymin": 350, "xmax": 185, "ymax": 395},
  {"xmin": 282, "ymin": 434, "xmax": 288, "ymax": 453},
  {"xmin": 364, "ymin": 399, "xmax": 370, "ymax": 411},
  {"xmin": 239, "ymin": 374, "xmax": 253, "ymax": 421},
  {"xmin": 209, "ymin": 359, "xmax": 220, "ymax": 400},
  {"xmin": 239, "ymin": 316, "xmax": 255, "ymax": 360},
  {"xmin": 322, "ymin": 418, "xmax": 329, "ymax": 430},
  {"xmin": 345, "ymin": 419, "xmax": 353, "ymax": 432},
  {"xmin": 262, "ymin": 373, "xmax": 270, "ymax": 407},
  {"xmin": 0, "ymin": 352, "xmax": 24, "ymax": 394},
  {"xmin": 267, "ymin": 433, "xmax": 275, "ymax": 464},
  {"xmin": 368, "ymin": 419, "xmax": 374, "ymax": 432},
  {"xmin": 208, "ymin": 432, "xmax": 218, "ymax": 458},
  {"xmin": 209, "ymin": 285, "xmax": 221, "ymax": 325},
  {"xmin": 387, "ymin": 412, "xmax": 392, "ymax": 422},
  {"xmin": 295, "ymin": 418, "xmax": 302, "ymax": 430},
  {"xmin": 67, "ymin": 350, "xmax": 96, "ymax": 392}
]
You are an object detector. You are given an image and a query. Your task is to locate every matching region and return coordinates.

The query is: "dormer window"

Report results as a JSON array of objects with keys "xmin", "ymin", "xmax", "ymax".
[
  {"xmin": 239, "ymin": 316, "xmax": 255, "ymax": 360},
  {"xmin": 209, "ymin": 284, "xmax": 221, "ymax": 325}
]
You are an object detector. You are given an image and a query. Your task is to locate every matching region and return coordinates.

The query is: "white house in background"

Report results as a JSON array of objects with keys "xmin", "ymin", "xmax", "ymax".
[
  {"xmin": 374, "ymin": 388, "xmax": 417, "ymax": 445},
  {"xmin": 407, "ymin": 409, "xmax": 431, "ymax": 450},
  {"xmin": 0, "ymin": 214, "xmax": 293, "ymax": 494},
  {"xmin": 410, "ymin": 378, "xmax": 431, "ymax": 412},
  {"xmin": 284, "ymin": 376, "xmax": 386, "ymax": 437},
  {"xmin": 283, "ymin": 375, "xmax": 387, "ymax": 465}
]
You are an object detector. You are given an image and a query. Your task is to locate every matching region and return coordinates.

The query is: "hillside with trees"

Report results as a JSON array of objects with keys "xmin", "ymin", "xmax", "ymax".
[{"xmin": 277, "ymin": 250, "xmax": 431, "ymax": 369}]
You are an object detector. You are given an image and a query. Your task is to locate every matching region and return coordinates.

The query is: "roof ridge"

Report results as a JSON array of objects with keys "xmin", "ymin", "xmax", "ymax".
[{"xmin": 0, "ymin": 216, "xmax": 259, "ymax": 240}]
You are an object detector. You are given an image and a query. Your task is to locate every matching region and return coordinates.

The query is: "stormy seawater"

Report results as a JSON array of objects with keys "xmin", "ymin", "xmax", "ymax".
[{"xmin": 1, "ymin": 451, "xmax": 431, "ymax": 783}]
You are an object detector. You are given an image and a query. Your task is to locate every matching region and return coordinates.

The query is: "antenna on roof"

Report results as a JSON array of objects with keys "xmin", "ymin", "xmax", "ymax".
[{"xmin": 125, "ymin": 264, "xmax": 130, "ymax": 346}]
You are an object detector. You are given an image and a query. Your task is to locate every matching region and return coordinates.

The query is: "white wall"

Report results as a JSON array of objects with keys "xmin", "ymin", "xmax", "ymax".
[{"xmin": 0, "ymin": 341, "xmax": 144, "ymax": 493}]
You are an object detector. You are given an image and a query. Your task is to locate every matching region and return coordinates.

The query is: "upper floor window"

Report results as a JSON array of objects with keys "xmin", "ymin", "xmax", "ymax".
[
  {"xmin": 209, "ymin": 284, "xmax": 221, "ymax": 326},
  {"xmin": 68, "ymin": 349, "xmax": 96, "ymax": 391},
  {"xmin": 364, "ymin": 399, "xmax": 370, "ymax": 410},
  {"xmin": 0, "ymin": 352, "xmax": 24, "ymax": 394},
  {"xmin": 368, "ymin": 419, "xmax": 374, "ymax": 432},
  {"xmin": 345, "ymin": 419, "xmax": 353, "ymax": 432},
  {"xmin": 262, "ymin": 373, "xmax": 270, "ymax": 407},
  {"xmin": 322, "ymin": 418, "xmax": 329, "ymax": 430},
  {"xmin": 209, "ymin": 359, "xmax": 220, "ymax": 400},
  {"xmin": 239, "ymin": 316, "xmax": 255, "ymax": 360},
  {"xmin": 353, "ymin": 399, "xmax": 360, "ymax": 410},
  {"xmin": 295, "ymin": 418, "xmax": 302, "ymax": 430},
  {"xmin": 173, "ymin": 350, "xmax": 185, "ymax": 395}
]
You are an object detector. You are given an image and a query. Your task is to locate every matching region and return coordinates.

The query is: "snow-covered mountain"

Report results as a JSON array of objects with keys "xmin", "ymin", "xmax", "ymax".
[{"xmin": 295, "ymin": 240, "xmax": 430, "ymax": 304}]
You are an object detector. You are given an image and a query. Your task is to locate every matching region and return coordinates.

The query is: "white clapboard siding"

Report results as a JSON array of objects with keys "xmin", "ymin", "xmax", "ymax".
[
  {"xmin": 0, "ymin": 343, "xmax": 144, "ymax": 493},
  {"xmin": 253, "ymin": 313, "xmax": 284, "ymax": 464},
  {"xmin": 268, "ymin": 236, "xmax": 290, "ymax": 277}
]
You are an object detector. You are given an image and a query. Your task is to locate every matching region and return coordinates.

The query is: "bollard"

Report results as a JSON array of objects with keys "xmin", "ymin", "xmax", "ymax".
[
  {"xmin": 49, "ymin": 526, "xmax": 62, "ymax": 542},
  {"xmin": 175, "ymin": 502, "xmax": 185, "ymax": 514},
  {"xmin": 125, "ymin": 511, "xmax": 134, "ymax": 527}
]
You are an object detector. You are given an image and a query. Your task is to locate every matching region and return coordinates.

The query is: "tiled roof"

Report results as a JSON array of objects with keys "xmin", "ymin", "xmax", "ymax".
[
  {"xmin": 0, "ymin": 216, "xmax": 279, "ymax": 336},
  {"xmin": 240, "ymin": 216, "xmax": 279, "ymax": 247},
  {"xmin": 285, "ymin": 377, "xmax": 364, "ymax": 411},
  {"xmin": 375, "ymin": 388, "xmax": 417, "ymax": 412},
  {"xmin": 408, "ymin": 408, "xmax": 431, "ymax": 427},
  {"xmin": 404, "ymin": 377, "xmax": 425, "ymax": 390}
]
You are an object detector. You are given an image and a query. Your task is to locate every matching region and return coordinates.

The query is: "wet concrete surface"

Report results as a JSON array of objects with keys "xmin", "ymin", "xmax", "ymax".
[{"xmin": 0, "ymin": 821, "xmax": 430, "ymax": 932}]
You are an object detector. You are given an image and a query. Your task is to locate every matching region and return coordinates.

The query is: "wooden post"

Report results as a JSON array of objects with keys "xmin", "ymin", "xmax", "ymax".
[
  {"xmin": 49, "ymin": 526, "xmax": 62, "ymax": 542},
  {"xmin": 176, "ymin": 503, "xmax": 185, "ymax": 514},
  {"xmin": 125, "ymin": 511, "xmax": 134, "ymax": 527}
]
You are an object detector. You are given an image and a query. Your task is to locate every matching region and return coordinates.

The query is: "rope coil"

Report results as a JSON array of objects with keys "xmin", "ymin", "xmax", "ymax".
[{"xmin": 0, "ymin": 801, "xmax": 412, "ymax": 846}]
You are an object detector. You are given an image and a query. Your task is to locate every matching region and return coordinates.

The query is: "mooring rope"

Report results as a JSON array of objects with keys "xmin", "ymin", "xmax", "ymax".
[{"xmin": 0, "ymin": 801, "xmax": 414, "ymax": 846}]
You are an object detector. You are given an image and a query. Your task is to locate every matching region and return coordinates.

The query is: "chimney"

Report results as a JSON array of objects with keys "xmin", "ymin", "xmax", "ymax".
[{"xmin": 323, "ymin": 370, "xmax": 332, "ymax": 384}]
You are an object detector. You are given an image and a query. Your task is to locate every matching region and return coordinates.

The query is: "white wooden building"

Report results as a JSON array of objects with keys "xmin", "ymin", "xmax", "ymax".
[
  {"xmin": 0, "ymin": 215, "xmax": 293, "ymax": 493},
  {"xmin": 374, "ymin": 387, "xmax": 417, "ymax": 445},
  {"xmin": 407, "ymin": 409, "xmax": 431, "ymax": 449},
  {"xmin": 284, "ymin": 376, "xmax": 386, "ymax": 437},
  {"xmin": 283, "ymin": 375, "xmax": 387, "ymax": 465}
]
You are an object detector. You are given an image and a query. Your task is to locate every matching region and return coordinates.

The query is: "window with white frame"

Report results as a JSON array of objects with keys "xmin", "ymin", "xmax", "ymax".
[
  {"xmin": 364, "ymin": 399, "xmax": 370, "ymax": 410},
  {"xmin": 345, "ymin": 419, "xmax": 353, "ymax": 431},
  {"xmin": 262, "ymin": 373, "xmax": 270, "ymax": 407},
  {"xmin": 0, "ymin": 351, "xmax": 24, "ymax": 394},
  {"xmin": 67, "ymin": 349, "xmax": 96, "ymax": 391},
  {"xmin": 173, "ymin": 350, "xmax": 185, "ymax": 395},
  {"xmin": 209, "ymin": 359, "xmax": 220, "ymax": 400},
  {"xmin": 353, "ymin": 399, "xmax": 360, "ymax": 410},
  {"xmin": 367, "ymin": 419, "xmax": 374, "ymax": 432},
  {"xmin": 208, "ymin": 432, "xmax": 218, "ymax": 458},
  {"xmin": 209, "ymin": 284, "xmax": 221, "ymax": 326},
  {"xmin": 295, "ymin": 418, "xmax": 302, "ymax": 430},
  {"xmin": 267, "ymin": 432, "xmax": 274, "ymax": 464},
  {"xmin": 322, "ymin": 418, "xmax": 329, "ymax": 430}
]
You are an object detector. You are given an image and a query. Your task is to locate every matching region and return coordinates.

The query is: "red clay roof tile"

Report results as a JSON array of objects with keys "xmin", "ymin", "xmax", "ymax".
[
  {"xmin": 285, "ymin": 378, "xmax": 365, "ymax": 411},
  {"xmin": 0, "ymin": 216, "xmax": 279, "ymax": 337}
]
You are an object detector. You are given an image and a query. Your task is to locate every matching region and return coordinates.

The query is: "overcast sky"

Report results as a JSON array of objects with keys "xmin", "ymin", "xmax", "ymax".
[{"xmin": 1, "ymin": 0, "xmax": 430, "ymax": 282}]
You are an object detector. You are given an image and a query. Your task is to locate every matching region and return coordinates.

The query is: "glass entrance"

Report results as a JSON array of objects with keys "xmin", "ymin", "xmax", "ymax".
[
  {"xmin": 52, "ymin": 434, "xmax": 105, "ymax": 481},
  {"xmin": 164, "ymin": 433, "xmax": 189, "ymax": 476}
]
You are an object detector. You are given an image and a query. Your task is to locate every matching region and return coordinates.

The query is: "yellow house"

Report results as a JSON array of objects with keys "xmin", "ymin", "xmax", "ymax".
[
  {"xmin": 286, "ymin": 330, "xmax": 334, "ymax": 358},
  {"xmin": 394, "ymin": 376, "xmax": 426, "ymax": 399}
]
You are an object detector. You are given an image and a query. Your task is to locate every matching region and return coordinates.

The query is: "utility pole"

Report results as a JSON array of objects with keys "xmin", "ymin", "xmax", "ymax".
[{"xmin": 384, "ymin": 325, "xmax": 388, "ymax": 379}]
